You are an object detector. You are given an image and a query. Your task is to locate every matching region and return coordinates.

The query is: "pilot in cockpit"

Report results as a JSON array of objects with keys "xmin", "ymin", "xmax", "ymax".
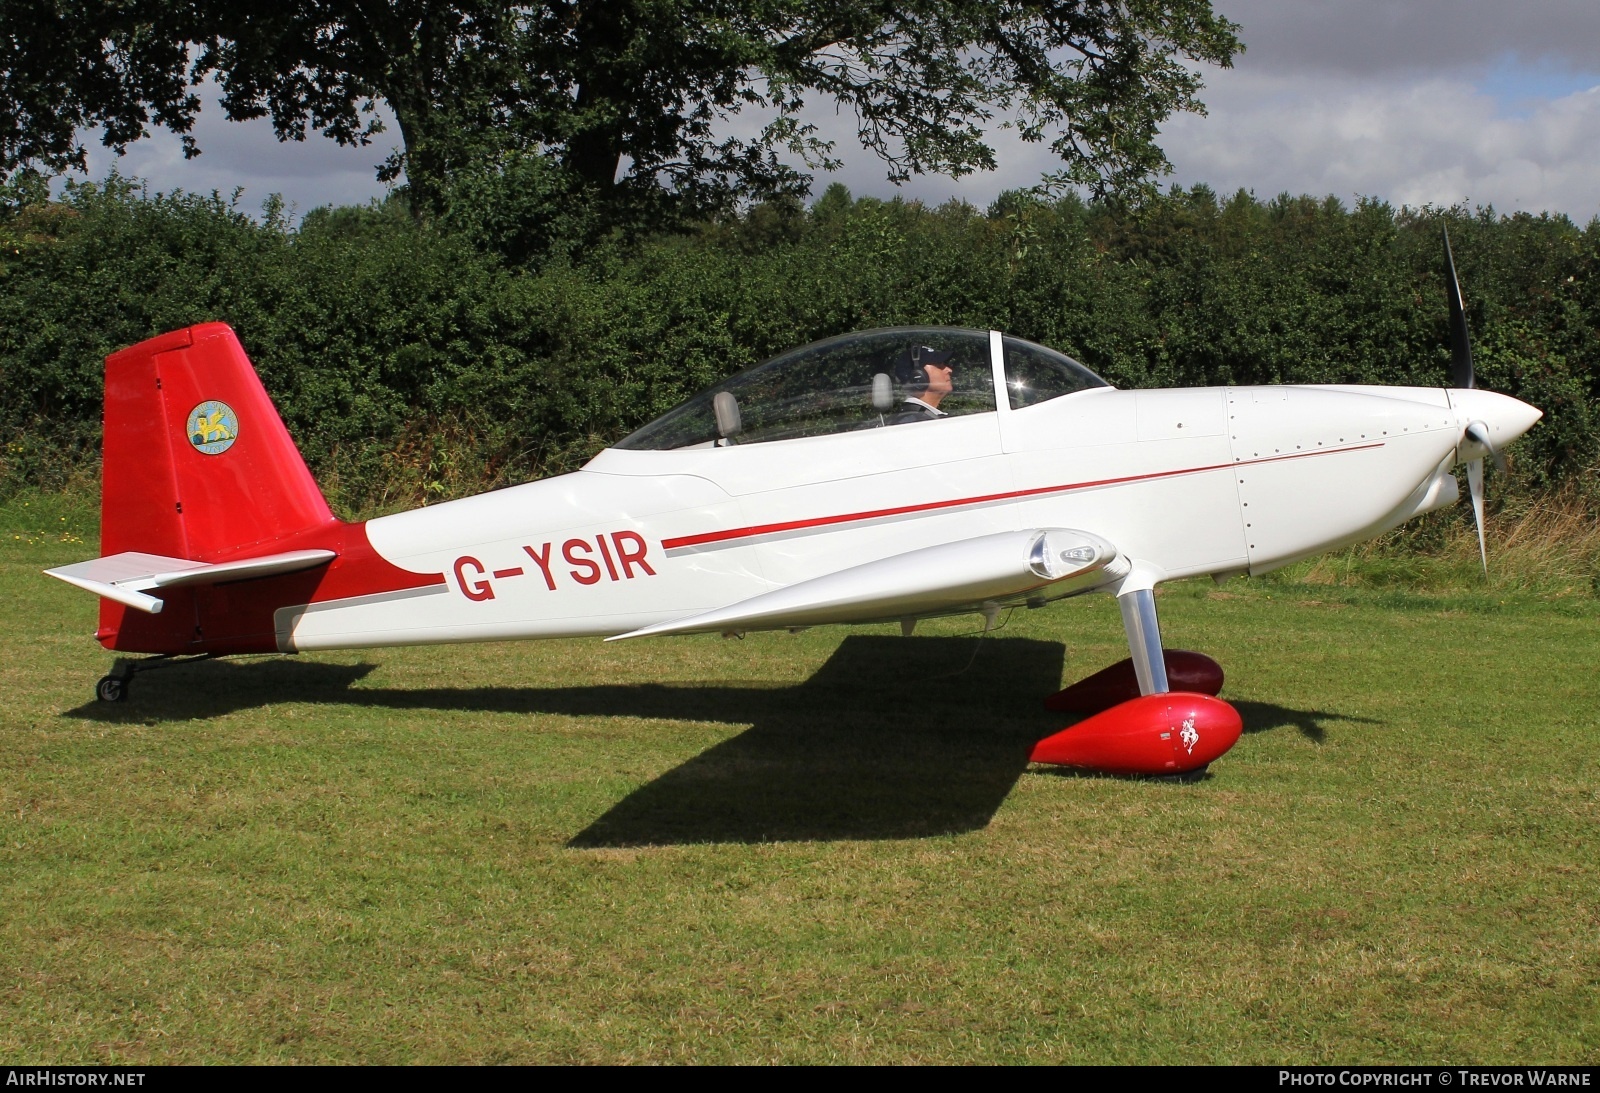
[{"xmin": 888, "ymin": 345, "xmax": 955, "ymax": 424}]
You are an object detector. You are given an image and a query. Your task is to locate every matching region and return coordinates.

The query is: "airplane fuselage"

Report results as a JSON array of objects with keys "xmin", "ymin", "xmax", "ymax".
[{"xmin": 278, "ymin": 381, "xmax": 1533, "ymax": 652}]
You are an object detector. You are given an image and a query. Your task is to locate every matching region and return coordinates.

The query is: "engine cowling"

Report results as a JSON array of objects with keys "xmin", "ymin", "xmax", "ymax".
[{"xmin": 1030, "ymin": 692, "xmax": 1242, "ymax": 776}]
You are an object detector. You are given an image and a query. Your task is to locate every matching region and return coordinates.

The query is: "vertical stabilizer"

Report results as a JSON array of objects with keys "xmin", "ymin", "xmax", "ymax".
[
  {"xmin": 102, "ymin": 323, "xmax": 335, "ymax": 561},
  {"xmin": 56, "ymin": 323, "xmax": 438, "ymax": 657},
  {"xmin": 97, "ymin": 323, "xmax": 343, "ymax": 652}
]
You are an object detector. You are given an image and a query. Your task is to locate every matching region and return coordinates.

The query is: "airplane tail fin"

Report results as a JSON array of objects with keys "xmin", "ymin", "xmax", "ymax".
[
  {"xmin": 53, "ymin": 322, "xmax": 439, "ymax": 659},
  {"xmin": 102, "ymin": 323, "xmax": 336, "ymax": 561}
]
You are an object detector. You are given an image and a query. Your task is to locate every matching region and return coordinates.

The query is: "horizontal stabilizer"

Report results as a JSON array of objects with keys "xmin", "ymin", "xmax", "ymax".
[
  {"xmin": 46, "ymin": 549, "xmax": 336, "ymax": 615},
  {"xmin": 609, "ymin": 528, "xmax": 1119, "ymax": 640}
]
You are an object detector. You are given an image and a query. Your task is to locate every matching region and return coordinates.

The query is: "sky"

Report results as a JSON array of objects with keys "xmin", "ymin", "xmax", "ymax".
[{"xmin": 71, "ymin": 0, "xmax": 1600, "ymax": 223}]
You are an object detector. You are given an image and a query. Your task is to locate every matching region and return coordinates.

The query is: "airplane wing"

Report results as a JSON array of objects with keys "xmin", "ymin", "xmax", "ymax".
[
  {"xmin": 609, "ymin": 528, "xmax": 1122, "ymax": 640},
  {"xmin": 45, "ymin": 549, "xmax": 336, "ymax": 614}
]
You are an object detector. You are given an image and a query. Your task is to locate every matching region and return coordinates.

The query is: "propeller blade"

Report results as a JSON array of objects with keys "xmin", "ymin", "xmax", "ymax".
[
  {"xmin": 1464, "ymin": 420, "xmax": 1508, "ymax": 475},
  {"xmin": 1467, "ymin": 457, "xmax": 1487, "ymax": 575},
  {"xmin": 1444, "ymin": 227, "xmax": 1474, "ymax": 389}
]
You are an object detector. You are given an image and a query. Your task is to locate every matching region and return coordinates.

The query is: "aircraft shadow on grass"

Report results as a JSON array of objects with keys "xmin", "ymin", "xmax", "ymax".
[
  {"xmin": 1230, "ymin": 700, "xmax": 1382, "ymax": 744},
  {"xmin": 63, "ymin": 636, "xmax": 1378, "ymax": 845}
]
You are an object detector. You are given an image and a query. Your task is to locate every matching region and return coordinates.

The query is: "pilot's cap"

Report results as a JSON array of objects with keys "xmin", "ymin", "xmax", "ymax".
[{"xmin": 894, "ymin": 345, "xmax": 955, "ymax": 385}]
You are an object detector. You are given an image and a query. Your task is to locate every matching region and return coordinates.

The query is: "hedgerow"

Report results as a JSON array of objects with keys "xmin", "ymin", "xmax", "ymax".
[{"xmin": 1, "ymin": 175, "xmax": 1595, "ymax": 513}]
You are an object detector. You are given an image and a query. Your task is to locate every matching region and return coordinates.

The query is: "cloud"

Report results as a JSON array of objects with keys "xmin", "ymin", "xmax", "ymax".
[
  {"xmin": 805, "ymin": 68, "xmax": 1600, "ymax": 223},
  {"xmin": 814, "ymin": 2, "xmax": 1600, "ymax": 222},
  {"xmin": 1212, "ymin": 0, "xmax": 1600, "ymax": 75},
  {"xmin": 72, "ymin": 83, "xmax": 400, "ymax": 215},
  {"xmin": 1160, "ymin": 66, "xmax": 1600, "ymax": 220},
  {"xmin": 797, "ymin": 3, "xmax": 1600, "ymax": 221},
  {"xmin": 53, "ymin": 3, "xmax": 1600, "ymax": 223}
]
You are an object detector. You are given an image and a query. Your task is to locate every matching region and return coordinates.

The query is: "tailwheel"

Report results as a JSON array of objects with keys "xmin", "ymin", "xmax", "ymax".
[{"xmin": 90, "ymin": 653, "xmax": 218, "ymax": 704}]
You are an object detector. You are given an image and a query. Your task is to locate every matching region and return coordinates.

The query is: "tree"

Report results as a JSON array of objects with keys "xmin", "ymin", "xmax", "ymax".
[
  {"xmin": 0, "ymin": 1, "xmax": 1241, "ymax": 219},
  {"xmin": 0, "ymin": 0, "xmax": 519, "ymax": 214}
]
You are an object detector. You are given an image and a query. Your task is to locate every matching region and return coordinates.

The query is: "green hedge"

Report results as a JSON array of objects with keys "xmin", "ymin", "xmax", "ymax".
[{"xmin": 2, "ymin": 176, "xmax": 1595, "ymax": 512}]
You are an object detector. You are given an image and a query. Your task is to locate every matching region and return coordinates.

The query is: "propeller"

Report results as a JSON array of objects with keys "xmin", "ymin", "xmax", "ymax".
[
  {"xmin": 1465, "ymin": 454, "xmax": 1487, "ymax": 573},
  {"xmin": 1464, "ymin": 420, "xmax": 1507, "ymax": 475},
  {"xmin": 1444, "ymin": 227, "xmax": 1496, "ymax": 574},
  {"xmin": 1444, "ymin": 226, "xmax": 1474, "ymax": 390}
]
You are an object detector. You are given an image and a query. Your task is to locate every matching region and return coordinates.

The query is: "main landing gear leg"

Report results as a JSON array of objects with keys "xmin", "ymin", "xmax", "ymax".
[
  {"xmin": 1029, "ymin": 574, "xmax": 1242, "ymax": 777},
  {"xmin": 1042, "ymin": 584, "xmax": 1224, "ymax": 715},
  {"xmin": 1118, "ymin": 587, "xmax": 1169, "ymax": 696},
  {"xmin": 94, "ymin": 654, "xmax": 217, "ymax": 704}
]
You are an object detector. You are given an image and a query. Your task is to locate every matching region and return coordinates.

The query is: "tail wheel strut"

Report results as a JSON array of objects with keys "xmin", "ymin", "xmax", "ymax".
[{"xmin": 92, "ymin": 654, "xmax": 218, "ymax": 704}]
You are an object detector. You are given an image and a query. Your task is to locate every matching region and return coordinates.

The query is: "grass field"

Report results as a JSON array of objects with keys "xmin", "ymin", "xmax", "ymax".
[{"xmin": 3, "ymin": 492, "xmax": 1598, "ymax": 1063}]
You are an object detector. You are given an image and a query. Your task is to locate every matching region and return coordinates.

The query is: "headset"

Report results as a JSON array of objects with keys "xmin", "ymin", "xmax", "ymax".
[{"xmin": 892, "ymin": 344, "xmax": 955, "ymax": 389}]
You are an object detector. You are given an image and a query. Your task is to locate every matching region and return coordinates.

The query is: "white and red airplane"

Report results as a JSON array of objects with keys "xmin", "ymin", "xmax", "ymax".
[{"xmin": 46, "ymin": 241, "xmax": 1540, "ymax": 777}]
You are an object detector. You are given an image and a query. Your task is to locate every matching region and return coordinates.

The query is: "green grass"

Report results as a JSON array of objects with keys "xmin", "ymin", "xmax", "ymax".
[{"xmin": 3, "ymin": 492, "xmax": 1598, "ymax": 1063}]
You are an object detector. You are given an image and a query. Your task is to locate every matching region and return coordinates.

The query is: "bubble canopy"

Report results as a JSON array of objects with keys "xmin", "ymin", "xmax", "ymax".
[{"xmin": 614, "ymin": 327, "xmax": 1109, "ymax": 451}]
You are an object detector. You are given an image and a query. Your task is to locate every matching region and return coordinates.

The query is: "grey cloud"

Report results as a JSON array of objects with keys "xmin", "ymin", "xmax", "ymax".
[
  {"xmin": 60, "ymin": 4, "xmax": 1600, "ymax": 223},
  {"xmin": 74, "ymin": 88, "xmax": 399, "ymax": 213},
  {"xmin": 1215, "ymin": 0, "xmax": 1600, "ymax": 76},
  {"xmin": 1161, "ymin": 67, "xmax": 1600, "ymax": 220}
]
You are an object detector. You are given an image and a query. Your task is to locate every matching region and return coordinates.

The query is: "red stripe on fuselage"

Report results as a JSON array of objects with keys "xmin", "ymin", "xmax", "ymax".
[{"xmin": 660, "ymin": 443, "xmax": 1384, "ymax": 552}]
